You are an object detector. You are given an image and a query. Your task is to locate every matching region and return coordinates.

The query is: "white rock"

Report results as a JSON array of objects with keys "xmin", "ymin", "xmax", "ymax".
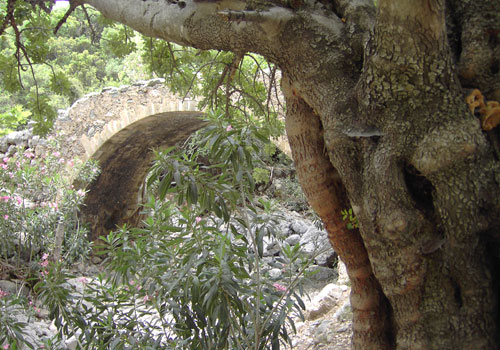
[
  {"xmin": 66, "ymin": 336, "xmax": 78, "ymax": 350},
  {"xmin": 337, "ymin": 260, "xmax": 350, "ymax": 285},
  {"xmin": 333, "ymin": 299, "xmax": 352, "ymax": 322},
  {"xmin": 291, "ymin": 220, "xmax": 309, "ymax": 235},
  {"xmin": 306, "ymin": 283, "xmax": 343, "ymax": 320},
  {"xmin": 0, "ymin": 279, "xmax": 30, "ymax": 297},
  {"xmin": 285, "ymin": 234, "xmax": 301, "ymax": 246},
  {"xmin": 269, "ymin": 268, "xmax": 282, "ymax": 279},
  {"xmin": 5, "ymin": 130, "xmax": 31, "ymax": 145}
]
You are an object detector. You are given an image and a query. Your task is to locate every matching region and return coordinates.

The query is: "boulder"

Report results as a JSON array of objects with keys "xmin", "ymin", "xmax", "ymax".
[{"xmin": 305, "ymin": 283, "xmax": 345, "ymax": 320}]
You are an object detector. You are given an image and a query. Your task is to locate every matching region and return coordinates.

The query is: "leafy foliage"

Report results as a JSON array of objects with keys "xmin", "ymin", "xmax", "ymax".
[
  {"xmin": 0, "ymin": 105, "xmax": 30, "ymax": 136},
  {"xmin": 33, "ymin": 114, "xmax": 315, "ymax": 349},
  {"xmin": 341, "ymin": 208, "xmax": 358, "ymax": 230},
  {"xmin": 143, "ymin": 41, "xmax": 284, "ymax": 139},
  {"xmin": 0, "ymin": 291, "xmax": 32, "ymax": 350},
  {"xmin": 0, "ymin": 139, "xmax": 100, "ymax": 277},
  {"xmin": 0, "ymin": 5, "xmax": 150, "ymax": 134},
  {"xmin": 0, "ymin": 4, "xmax": 314, "ymax": 350}
]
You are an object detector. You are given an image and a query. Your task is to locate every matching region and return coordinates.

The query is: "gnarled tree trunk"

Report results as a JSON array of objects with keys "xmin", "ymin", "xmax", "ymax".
[{"xmin": 80, "ymin": 0, "xmax": 500, "ymax": 348}]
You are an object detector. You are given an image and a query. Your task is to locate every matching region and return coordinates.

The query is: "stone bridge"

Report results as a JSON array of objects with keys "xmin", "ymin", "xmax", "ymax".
[
  {"xmin": 54, "ymin": 78, "xmax": 290, "ymax": 240},
  {"xmin": 54, "ymin": 79, "xmax": 207, "ymax": 240}
]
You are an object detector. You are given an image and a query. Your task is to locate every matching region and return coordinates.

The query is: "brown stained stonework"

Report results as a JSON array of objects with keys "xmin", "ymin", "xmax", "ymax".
[
  {"xmin": 50, "ymin": 79, "xmax": 207, "ymax": 239},
  {"xmin": 82, "ymin": 112, "xmax": 206, "ymax": 241}
]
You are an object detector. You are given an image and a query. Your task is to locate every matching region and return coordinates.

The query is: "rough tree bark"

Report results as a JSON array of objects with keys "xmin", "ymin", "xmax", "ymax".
[{"xmin": 78, "ymin": 0, "xmax": 500, "ymax": 348}]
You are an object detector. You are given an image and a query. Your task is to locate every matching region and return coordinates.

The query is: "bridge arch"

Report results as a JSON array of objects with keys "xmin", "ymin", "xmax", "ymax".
[{"xmin": 53, "ymin": 79, "xmax": 206, "ymax": 240}]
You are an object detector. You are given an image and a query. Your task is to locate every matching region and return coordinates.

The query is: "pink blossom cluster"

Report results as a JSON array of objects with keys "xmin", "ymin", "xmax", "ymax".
[
  {"xmin": 29, "ymin": 300, "xmax": 41, "ymax": 314},
  {"xmin": 0, "ymin": 195, "xmax": 22, "ymax": 205},
  {"xmin": 125, "ymin": 279, "xmax": 143, "ymax": 292},
  {"xmin": 0, "ymin": 288, "xmax": 8, "ymax": 299},
  {"xmin": 0, "ymin": 157, "xmax": 9, "ymax": 170},
  {"xmin": 39, "ymin": 201, "xmax": 59, "ymax": 210},
  {"xmin": 39, "ymin": 253, "xmax": 49, "ymax": 276},
  {"xmin": 23, "ymin": 151, "xmax": 35, "ymax": 159},
  {"xmin": 273, "ymin": 283, "xmax": 287, "ymax": 292}
]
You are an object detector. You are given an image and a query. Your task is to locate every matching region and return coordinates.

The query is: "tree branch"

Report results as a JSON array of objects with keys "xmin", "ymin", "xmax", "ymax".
[
  {"xmin": 54, "ymin": 0, "xmax": 83, "ymax": 34},
  {"xmin": 0, "ymin": 0, "xmax": 16, "ymax": 37},
  {"xmin": 80, "ymin": 0, "xmax": 340, "ymax": 63}
]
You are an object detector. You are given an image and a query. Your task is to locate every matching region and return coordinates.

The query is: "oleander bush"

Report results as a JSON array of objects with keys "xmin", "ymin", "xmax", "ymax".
[
  {"xmin": 0, "ymin": 138, "xmax": 99, "ymax": 277},
  {"xmin": 34, "ymin": 113, "xmax": 319, "ymax": 349}
]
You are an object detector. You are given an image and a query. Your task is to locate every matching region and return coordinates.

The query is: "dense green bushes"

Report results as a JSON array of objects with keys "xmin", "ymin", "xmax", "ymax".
[{"xmin": 0, "ymin": 5, "xmax": 149, "ymax": 135}]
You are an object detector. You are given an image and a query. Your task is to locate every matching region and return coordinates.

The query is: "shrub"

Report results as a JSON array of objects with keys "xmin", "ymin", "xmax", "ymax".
[
  {"xmin": 0, "ymin": 139, "xmax": 99, "ymax": 277},
  {"xmin": 35, "ymin": 113, "xmax": 315, "ymax": 349}
]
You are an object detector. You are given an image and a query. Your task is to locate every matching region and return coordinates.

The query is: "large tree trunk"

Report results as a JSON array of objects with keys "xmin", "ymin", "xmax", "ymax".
[
  {"xmin": 334, "ymin": 1, "xmax": 500, "ymax": 348},
  {"xmin": 81, "ymin": 0, "xmax": 500, "ymax": 348}
]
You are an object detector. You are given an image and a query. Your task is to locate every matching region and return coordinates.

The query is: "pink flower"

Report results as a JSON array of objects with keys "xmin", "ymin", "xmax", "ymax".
[
  {"xmin": 3, "ymin": 215, "xmax": 8, "ymax": 220},
  {"xmin": 58, "ymin": 158, "xmax": 65, "ymax": 164},
  {"xmin": 42, "ymin": 253, "xmax": 49, "ymax": 260},
  {"xmin": 0, "ymin": 164, "xmax": 7, "ymax": 170},
  {"xmin": 226, "ymin": 125, "xmax": 233, "ymax": 132},
  {"xmin": 40, "ymin": 260, "xmax": 49, "ymax": 267},
  {"xmin": 49, "ymin": 202, "xmax": 58, "ymax": 210},
  {"xmin": 2, "ymin": 157, "xmax": 9, "ymax": 163},
  {"xmin": 53, "ymin": 151, "xmax": 61, "ymax": 158},
  {"xmin": 129, "ymin": 280, "xmax": 135, "ymax": 286},
  {"xmin": 3, "ymin": 343, "xmax": 10, "ymax": 349},
  {"xmin": 143, "ymin": 294, "xmax": 151, "ymax": 303},
  {"xmin": 0, "ymin": 289, "xmax": 8, "ymax": 299},
  {"xmin": 1, "ymin": 196, "xmax": 9, "ymax": 202},
  {"xmin": 273, "ymin": 283, "xmax": 287, "ymax": 292},
  {"xmin": 78, "ymin": 276, "xmax": 88, "ymax": 285},
  {"xmin": 195, "ymin": 216, "xmax": 202, "ymax": 224},
  {"xmin": 23, "ymin": 151, "xmax": 35, "ymax": 158},
  {"xmin": 67, "ymin": 159, "xmax": 74, "ymax": 167},
  {"xmin": 15, "ymin": 196, "xmax": 22, "ymax": 205},
  {"xmin": 77, "ymin": 189, "xmax": 85, "ymax": 197},
  {"xmin": 15, "ymin": 161, "xmax": 20, "ymax": 169}
]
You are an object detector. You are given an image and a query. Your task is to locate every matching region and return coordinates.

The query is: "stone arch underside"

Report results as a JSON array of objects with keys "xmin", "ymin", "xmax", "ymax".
[
  {"xmin": 81, "ymin": 111, "xmax": 207, "ymax": 241},
  {"xmin": 50, "ymin": 79, "xmax": 289, "ymax": 240}
]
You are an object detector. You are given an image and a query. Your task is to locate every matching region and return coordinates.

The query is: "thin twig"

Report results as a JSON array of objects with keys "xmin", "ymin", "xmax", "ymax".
[
  {"xmin": 54, "ymin": 1, "xmax": 80, "ymax": 34},
  {"xmin": 81, "ymin": 5, "xmax": 97, "ymax": 44},
  {"xmin": 0, "ymin": 0, "xmax": 17, "ymax": 37}
]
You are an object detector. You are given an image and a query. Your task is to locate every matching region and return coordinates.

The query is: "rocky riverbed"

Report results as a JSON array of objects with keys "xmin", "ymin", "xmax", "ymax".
[
  {"xmin": 0, "ymin": 208, "xmax": 353, "ymax": 349},
  {"xmin": 0, "ymin": 268, "xmax": 352, "ymax": 350}
]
